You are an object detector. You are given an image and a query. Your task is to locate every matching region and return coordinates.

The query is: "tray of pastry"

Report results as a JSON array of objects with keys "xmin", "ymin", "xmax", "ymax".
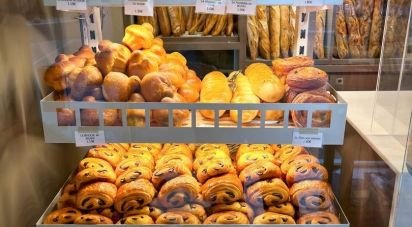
[{"xmin": 37, "ymin": 143, "xmax": 349, "ymax": 226}]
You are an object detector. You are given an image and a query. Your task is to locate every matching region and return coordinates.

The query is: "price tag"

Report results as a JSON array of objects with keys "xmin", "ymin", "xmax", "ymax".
[
  {"xmin": 196, "ymin": 0, "xmax": 227, "ymax": 15},
  {"xmin": 226, "ymin": 0, "xmax": 257, "ymax": 15},
  {"xmin": 294, "ymin": 0, "xmax": 323, "ymax": 6},
  {"xmin": 292, "ymin": 130, "xmax": 323, "ymax": 148},
  {"xmin": 75, "ymin": 130, "xmax": 106, "ymax": 147},
  {"xmin": 56, "ymin": 0, "xmax": 87, "ymax": 11},
  {"xmin": 124, "ymin": 0, "xmax": 154, "ymax": 16}
]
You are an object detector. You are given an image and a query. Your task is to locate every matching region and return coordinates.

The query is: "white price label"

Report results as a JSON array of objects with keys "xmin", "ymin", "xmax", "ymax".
[
  {"xmin": 75, "ymin": 130, "xmax": 106, "ymax": 147},
  {"xmin": 292, "ymin": 130, "xmax": 323, "ymax": 148},
  {"xmin": 294, "ymin": 0, "xmax": 323, "ymax": 6},
  {"xmin": 56, "ymin": 0, "xmax": 87, "ymax": 11},
  {"xmin": 226, "ymin": 0, "xmax": 256, "ymax": 15},
  {"xmin": 124, "ymin": 0, "xmax": 154, "ymax": 16},
  {"xmin": 196, "ymin": 0, "xmax": 227, "ymax": 15}
]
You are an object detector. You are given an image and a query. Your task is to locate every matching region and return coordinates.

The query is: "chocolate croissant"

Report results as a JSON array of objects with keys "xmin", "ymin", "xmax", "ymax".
[
  {"xmin": 193, "ymin": 149, "xmax": 231, "ymax": 171},
  {"xmin": 122, "ymin": 150, "xmax": 155, "ymax": 163},
  {"xmin": 158, "ymin": 175, "xmax": 201, "ymax": 208},
  {"xmin": 168, "ymin": 204, "xmax": 207, "ymax": 221},
  {"xmin": 204, "ymin": 211, "xmax": 250, "ymax": 224},
  {"xmin": 297, "ymin": 211, "xmax": 340, "ymax": 224},
  {"xmin": 124, "ymin": 206, "xmax": 164, "ymax": 220},
  {"xmin": 201, "ymin": 174, "xmax": 243, "ymax": 205},
  {"xmin": 236, "ymin": 151, "xmax": 275, "ymax": 172},
  {"xmin": 152, "ymin": 163, "xmax": 192, "ymax": 189},
  {"xmin": 75, "ymin": 167, "xmax": 116, "ymax": 189},
  {"xmin": 117, "ymin": 214, "xmax": 154, "ymax": 224},
  {"xmin": 129, "ymin": 144, "xmax": 161, "ymax": 160},
  {"xmin": 273, "ymin": 145, "xmax": 308, "ymax": 166},
  {"xmin": 195, "ymin": 144, "xmax": 230, "ymax": 158},
  {"xmin": 290, "ymin": 180, "xmax": 333, "ymax": 213},
  {"xmin": 115, "ymin": 166, "xmax": 153, "ymax": 187},
  {"xmin": 236, "ymin": 144, "xmax": 274, "ymax": 160},
  {"xmin": 253, "ymin": 212, "xmax": 295, "ymax": 224},
  {"xmin": 196, "ymin": 157, "xmax": 236, "ymax": 183},
  {"xmin": 43, "ymin": 207, "xmax": 82, "ymax": 224},
  {"xmin": 280, "ymin": 154, "xmax": 319, "ymax": 176},
  {"xmin": 267, "ymin": 202, "xmax": 295, "ymax": 217},
  {"xmin": 115, "ymin": 157, "xmax": 155, "ymax": 176},
  {"xmin": 160, "ymin": 143, "xmax": 193, "ymax": 161},
  {"xmin": 156, "ymin": 211, "xmax": 201, "ymax": 224},
  {"xmin": 246, "ymin": 178, "xmax": 289, "ymax": 207},
  {"xmin": 57, "ymin": 183, "xmax": 77, "ymax": 209},
  {"xmin": 156, "ymin": 154, "xmax": 193, "ymax": 171},
  {"xmin": 74, "ymin": 214, "xmax": 113, "ymax": 224},
  {"xmin": 76, "ymin": 182, "xmax": 117, "ymax": 210},
  {"xmin": 114, "ymin": 179, "xmax": 156, "ymax": 213},
  {"xmin": 87, "ymin": 147, "xmax": 122, "ymax": 168},
  {"xmin": 239, "ymin": 160, "xmax": 281, "ymax": 186},
  {"xmin": 78, "ymin": 157, "xmax": 113, "ymax": 171},
  {"xmin": 211, "ymin": 202, "xmax": 254, "ymax": 221},
  {"xmin": 286, "ymin": 162, "xmax": 328, "ymax": 186},
  {"xmin": 87, "ymin": 207, "xmax": 117, "ymax": 220}
]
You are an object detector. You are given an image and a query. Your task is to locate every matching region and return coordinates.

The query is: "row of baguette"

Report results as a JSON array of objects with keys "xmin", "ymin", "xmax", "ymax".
[{"xmin": 44, "ymin": 143, "xmax": 340, "ymax": 225}]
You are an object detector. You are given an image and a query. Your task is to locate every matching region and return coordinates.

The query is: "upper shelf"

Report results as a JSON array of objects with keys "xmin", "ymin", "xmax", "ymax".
[{"xmin": 43, "ymin": 0, "xmax": 344, "ymax": 7}]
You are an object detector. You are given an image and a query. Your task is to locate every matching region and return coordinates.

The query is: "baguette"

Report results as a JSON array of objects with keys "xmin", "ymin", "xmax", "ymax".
[
  {"xmin": 343, "ymin": 0, "xmax": 361, "ymax": 58},
  {"xmin": 256, "ymin": 6, "xmax": 271, "ymax": 59},
  {"xmin": 247, "ymin": 16, "xmax": 259, "ymax": 60},
  {"xmin": 367, "ymin": 0, "xmax": 383, "ymax": 57},
  {"xmin": 335, "ymin": 6, "xmax": 349, "ymax": 59},
  {"xmin": 269, "ymin": 6, "xmax": 281, "ymax": 59},
  {"xmin": 203, "ymin": 14, "xmax": 219, "ymax": 35},
  {"xmin": 156, "ymin": 7, "xmax": 171, "ymax": 36},
  {"xmin": 168, "ymin": 7, "xmax": 183, "ymax": 36},
  {"xmin": 226, "ymin": 15, "xmax": 234, "ymax": 36},
  {"xmin": 359, "ymin": 0, "xmax": 374, "ymax": 57},
  {"xmin": 280, "ymin": 6, "xmax": 290, "ymax": 58},
  {"xmin": 212, "ymin": 15, "xmax": 228, "ymax": 36},
  {"xmin": 179, "ymin": 7, "xmax": 186, "ymax": 34},
  {"xmin": 186, "ymin": 7, "xmax": 196, "ymax": 32},
  {"xmin": 395, "ymin": 0, "xmax": 408, "ymax": 56},
  {"xmin": 289, "ymin": 6, "xmax": 297, "ymax": 55},
  {"xmin": 189, "ymin": 14, "xmax": 206, "ymax": 34},
  {"xmin": 314, "ymin": 10, "xmax": 326, "ymax": 59},
  {"xmin": 382, "ymin": 0, "xmax": 398, "ymax": 57}
]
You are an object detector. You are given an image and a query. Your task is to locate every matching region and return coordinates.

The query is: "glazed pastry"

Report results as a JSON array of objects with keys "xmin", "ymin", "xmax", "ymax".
[
  {"xmin": 74, "ymin": 214, "xmax": 113, "ymax": 224},
  {"xmin": 253, "ymin": 212, "xmax": 295, "ymax": 224},
  {"xmin": 297, "ymin": 211, "xmax": 340, "ymax": 224},
  {"xmin": 70, "ymin": 65, "xmax": 103, "ymax": 101},
  {"xmin": 87, "ymin": 147, "xmax": 122, "ymax": 168},
  {"xmin": 256, "ymin": 6, "xmax": 271, "ymax": 59},
  {"xmin": 127, "ymin": 50, "xmax": 160, "ymax": 79},
  {"xmin": 58, "ymin": 183, "xmax": 77, "ymax": 209},
  {"xmin": 122, "ymin": 23, "xmax": 154, "ymax": 51},
  {"xmin": 286, "ymin": 67, "xmax": 328, "ymax": 90},
  {"xmin": 158, "ymin": 175, "xmax": 200, "ymax": 208},
  {"xmin": 195, "ymin": 144, "xmax": 230, "ymax": 158},
  {"xmin": 155, "ymin": 154, "xmax": 193, "ymax": 171},
  {"xmin": 44, "ymin": 60, "xmax": 77, "ymax": 91},
  {"xmin": 204, "ymin": 211, "xmax": 249, "ymax": 224},
  {"xmin": 156, "ymin": 211, "xmax": 201, "ymax": 224},
  {"xmin": 124, "ymin": 206, "xmax": 164, "ymax": 219},
  {"xmin": 117, "ymin": 214, "xmax": 154, "ymax": 224},
  {"xmin": 273, "ymin": 145, "xmax": 308, "ymax": 166},
  {"xmin": 115, "ymin": 157, "xmax": 155, "ymax": 176},
  {"xmin": 140, "ymin": 71, "xmax": 175, "ymax": 102},
  {"xmin": 76, "ymin": 182, "xmax": 117, "ymax": 210},
  {"xmin": 246, "ymin": 178, "xmax": 289, "ymax": 207},
  {"xmin": 196, "ymin": 157, "xmax": 236, "ymax": 183},
  {"xmin": 95, "ymin": 40, "xmax": 131, "ymax": 75},
  {"xmin": 169, "ymin": 204, "xmax": 207, "ymax": 221},
  {"xmin": 43, "ymin": 207, "xmax": 81, "ymax": 224},
  {"xmin": 281, "ymin": 154, "xmax": 320, "ymax": 176},
  {"xmin": 267, "ymin": 202, "xmax": 295, "ymax": 217},
  {"xmin": 236, "ymin": 144, "xmax": 274, "ymax": 160},
  {"xmin": 239, "ymin": 160, "xmax": 281, "ymax": 186},
  {"xmin": 272, "ymin": 56, "xmax": 314, "ymax": 77},
  {"xmin": 115, "ymin": 166, "xmax": 153, "ymax": 187},
  {"xmin": 152, "ymin": 163, "xmax": 192, "ymax": 189},
  {"xmin": 236, "ymin": 151, "xmax": 275, "ymax": 172},
  {"xmin": 211, "ymin": 202, "xmax": 254, "ymax": 221},
  {"xmin": 201, "ymin": 174, "xmax": 243, "ymax": 205},
  {"xmin": 286, "ymin": 162, "xmax": 328, "ymax": 186},
  {"xmin": 75, "ymin": 167, "xmax": 116, "ymax": 189},
  {"xmin": 291, "ymin": 91, "xmax": 336, "ymax": 128},
  {"xmin": 114, "ymin": 179, "xmax": 156, "ymax": 213},
  {"xmin": 290, "ymin": 180, "xmax": 333, "ymax": 212}
]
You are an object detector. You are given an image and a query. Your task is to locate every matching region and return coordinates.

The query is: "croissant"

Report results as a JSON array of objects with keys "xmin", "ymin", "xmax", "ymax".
[
  {"xmin": 290, "ymin": 180, "xmax": 334, "ymax": 213},
  {"xmin": 155, "ymin": 153, "xmax": 193, "ymax": 171},
  {"xmin": 115, "ymin": 166, "xmax": 153, "ymax": 187},
  {"xmin": 246, "ymin": 178, "xmax": 289, "ymax": 207},
  {"xmin": 168, "ymin": 204, "xmax": 207, "ymax": 221},
  {"xmin": 286, "ymin": 162, "xmax": 328, "ymax": 186},
  {"xmin": 124, "ymin": 206, "xmax": 164, "ymax": 220},
  {"xmin": 239, "ymin": 160, "xmax": 281, "ymax": 186},
  {"xmin": 158, "ymin": 175, "xmax": 201, "ymax": 208},
  {"xmin": 253, "ymin": 212, "xmax": 295, "ymax": 224},
  {"xmin": 76, "ymin": 182, "xmax": 117, "ymax": 210},
  {"xmin": 117, "ymin": 214, "xmax": 154, "ymax": 224},
  {"xmin": 267, "ymin": 202, "xmax": 296, "ymax": 217},
  {"xmin": 99, "ymin": 143, "xmax": 129, "ymax": 154},
  {"xmin": 297, "ymin": 211, "xmax": 340, "ymax": 224},
  {"xmin": 129, "ymin": 143, "xmax": 161, "ymax": 160},
  {"xmin": 122, "ymin": 149, "xmax": 154, "ymax": 161},
  {"xmin": 280, "ymin": 154, "xmax": 319, "ymax": 176},
  {"xmin": 201, "ymin": 174, "xmax": 243, "ymax": 205},
  {"xmin": 273, "ymin": 145, "xmax": 308, "ymax": 166},
  {"xmin": 95, "ymin": 40, "xmax": 131, "ymax": 76},
  {"xmin": 156, "ymin": 211, "xmax": 201, "ymax": 224},
  {"xmin": 236, "ymin": 151, "xmax": 275, "ymax": 172},
  {"xmin": 78, "ymin": 157, "xmax": 113, "ymax": 171},
  {"xmin": 211, "ymin": 202, "xmax": 254, "ymax": 221},
  {"xmin": 193, "ymin": 148, "xmax": 230, "ymax": 171},
  {"xmin": 199, "ymin": 71, "xmax": 232, "ymax": 119},
  {"xmin": 114, "ymin": 179, "xmax": 156, "ymax": 213},
  {"xmin": 43, "ymin": 207, "xmax": 82, "ymax": 224},
  {"xmin": 245, "ymin": 63, "xmax": 285, "ymax": 102},
  {"xmin": 204, "ymin": 211, "xmax": 250, "ymax": 224},
  {"xmin": 196, "ymin": 157, "xmax": 236, "ymax": 183},
  {"xmin": 236, "ymin": 144, "xmax": 275, "ymax": 160},
  {"xmin": 229, "ymin": 71, "xmax": 260, "ymax": 123},
  {"xmin": 57, "ymin": 183, "xmax": 77, "ymax": 209},
  {"xmin": 75, "ymin": 167, "xmax": 116, "ymax": 189},
  {"xmin": 122, "ymin": 23, "xmax": 154, "ymax": 51},
  {"xmin": 115, "ymin": 157, "xmax": 155, "ymax": 176},
  {"xmin": 195, "ymin": 144, "xmax": 230, "ymax": 158},
  {"xmin": 74, "ymin": 214, "xmax": 113, "ymax": 224},
  {"xmin": 152, "ymin": 163, "xmax": 192, "ymax": 189},
  {"xmin": 160, "ymin": 143, "xmax": 193, "ymax": 160},
  {"xmin": 87, "ymin": 147, "xmax": 122, "ymax": 168}
]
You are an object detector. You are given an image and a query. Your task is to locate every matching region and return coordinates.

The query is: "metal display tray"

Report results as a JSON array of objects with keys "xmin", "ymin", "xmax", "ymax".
[{"xmin": 40, "ymin": 87, "xmax": 347, "ymax": 144}]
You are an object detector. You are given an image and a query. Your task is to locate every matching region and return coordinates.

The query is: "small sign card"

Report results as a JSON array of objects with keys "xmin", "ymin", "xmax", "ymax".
[
  {"xmin": 56, "ymin": 0, "xmax": 87, "ymax": 11},
  {"xmin": 292, "ymin": 130, "xmax": 323, "ymax": 148},
  {"xmin": 124, "ymin": 0, "xmax": 154, "ymax": 16},
  {"xmin": 196, "ymin": 0, "xmax": 227, "ymax": 15},
  {"xmin": 75, "ymin": 130, "xmax": 106, "ymax": 147},
  {"xmin": 226, "ymin": 0, "xmax": 257, "ymax": 15}
]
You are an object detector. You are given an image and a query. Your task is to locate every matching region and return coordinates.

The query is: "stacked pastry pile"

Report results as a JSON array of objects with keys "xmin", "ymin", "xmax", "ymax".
[
  {"xmin": 44, "ymin": 23, "xmax": 201, "ymax": 127},
  {"xmin": 138, "ymin": 7, "xmax": 235, "ymax": 37},
  {"xmin": 247, "ymin": 6, "xmax": 296, "ymax": 60}
]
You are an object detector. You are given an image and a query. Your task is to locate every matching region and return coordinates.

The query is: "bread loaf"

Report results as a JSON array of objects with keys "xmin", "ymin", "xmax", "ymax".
[
  {"xmin": 168, "ymin": 7, "xmax": 183, "ymax": 36},
  {"xmin": 359, "ymin": 0, "xmax": 374, "ymax": 57},
  {"xmin": 186, "ymin": 7, "xmax": 195, "ymax": 32},
  {"xmin": 269, "ymin": 6, "xmax": 281, "ymax": 59},
  {"xmin": 156, "ymin": 7, "xmax": 171, "ymax": 36},
  {"xmin": 343, "ymin": 0, "xmax": 362, "ymax": 58},
  {"xmin": 245, "ymin": 63, "xmax": 285, "ymax": 102},
  {"xmin": 289, "ymin": 6, "xmax": 297, "ymax": 54},
  {"xmin": 247, "ymin": 16, "xmax": 259, "ymax": 60},
  {"xmin": 280, "ymin": 6, "xmax": 290, "ymax": 58},
  {"xmin": 226, "ymin": 15, "xmax": 234, "ymax": 36},
  {"xmin": 256, "ymin": 6, "xmax": 271, "ymax": 59},
  {"xmin": 212, "ymin": 15, "xmax": 228, "ymax": 36},
  {"xmin": 367, "ymin": 0, "xmax": 383, "ymax": 57},
  {"xmin": 314, "ymin": 10, "xmax": 326, "ymax": 59},
  {"xmin": 335, "ymin": 6, "xmax": 349, "ymax": 59},
  {"xmin": 203, "ymin": 14, "xmax": 219, "ymax": 35}
]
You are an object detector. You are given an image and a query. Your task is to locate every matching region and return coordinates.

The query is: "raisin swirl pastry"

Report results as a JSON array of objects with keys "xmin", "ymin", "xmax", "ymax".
[
  {"xmin": 117, "ymin": 214, "xmax": 154, "ymax": 224},
  {"xmin": 124, "ymin": 206, "xmax": 164, "ymax": 219},
  {"xmin": 87, "ymin": 147, "xmax": 122, "ymax": 168},
  {"xmin": 246, "ymin": 178, "xmax": 289, "ymax": 207},
  {"xmin": 193, "ymin": 149, "xmax": 230, "ymax": 171},
  {"xmin": 129, "ymin": 144, "xmax": 161, "ymax": 159},
  {"xmin": 74, "ymin": 214, "xmax": 113, "ymax": 224},
  {"xmin": 280, "ymin": 154, "xmax": 319, "ymax": 176},
  {"xmin": 297, "ymin": 211, "xmax": 340, "ymax": 224},
  {"xmin": 204, "ymin": 211, "xmax": 249, "ymax": 224},
  {"xmin": 236, "ymin": 144, "xmax": 274, "ymax": 160},
  {"xmin": 76, "ymin": 182, "xmax": 117, "ymax": 210},
  {"xmin": 286, "ymin": 162, "xmax": 328, "ymax": 186},
  {"xmin": 267, "ymin": 202, "xmax": 295, "ymax": 217},
  {"xmin": 253, "ymin": 212, "xmax": 296, "ymax": 224},
  {"xmin": 115, "ymin": 157, "xmax": 155, "ymax": 176},
  {"xmin": 161, "ymin": 143, "xmax": 193, "ymax": 160},
  {"xmin": 156, "ymin": 211, "xmax": 201, "ymax": 224},
  {"xmin": 78, "ymin": 157, "xmax": 113, "ymax": 171},
  {"xmin": 43, "ymin": 207, "xmax": 82, "ymax": 224},
  {"xmin": 270, "ymin": 144, "xmax": 284, "ymax": 153},
  {"xmin": 169, "ymin": 204, "xmax": 207, "ymax": 221},
  {"xmin": 290, "ymin": 180, "xmax": 333, "ymax": 212},
  {"xmin": 152, "ymin": 163, "xmax": 192, "ymax": 189},
  {"xmin": 158, "ymin": 175, "xmax": 201, "ymax": 208},
  {"xmin": 114, "ymin": 179, "xmax": 156, "ymax": 213},
  {"xmin": 115, "ymin": 166, "xmax": 153, "ymax": 187},
  {"xmin": 88, "ymin": 207, "xmax": 118, "ymax": 220},
  {"xmin": 211, "ymin": 202, "xmax": 254, "ymax": 221},
  {"xmin": 236, "ymin": 151, "xmax": 275, "ymax": 172},
  {"xmin": 122, "ymin": 149, "xmax": 154, "ymax": 161},
  {"xmin": 57, "ymin": 183, "xmax": 77, "ymax": 208},
  {"xmin": 75, "ymin": 167, "xmax": 116, "ymax": 189},
  {"xmin": 96, "ymin": 143, "xmax": 128, "ymax": 155},
  {"xmin": 239, "ymin": 160, "xmax": 281, "ymax": 186},
  {"xmin": 196, "ymin": 157, "xmax": 236, "ymax": 183},
  {"xmin": 201, "ymin": 174, "xmax": 243, "ymax": 205},
  {"xmin": 156, "ymin": 154, "xmax": 193, "ymax": 170},
  {"xmin": 195, "ymin": 144, "xmax": 230, "ymax": 158},
  {"xmin": 273, "ymin": 145, "xmax": 308, "ymax": 166}
]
